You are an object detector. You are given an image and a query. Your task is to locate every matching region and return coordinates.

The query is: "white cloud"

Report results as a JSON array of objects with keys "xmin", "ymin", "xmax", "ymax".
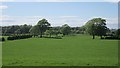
[
  {"xmin": 106, "ymin": 18, "xmax": 118, "ymax": 24},
  {"xmin": 60, "ymin": 16, "xmax": 78, "ymax": 18},
  {"xmin": 0, "ymin": 15, "xmax": 118, "ymax": 29},
  {"xmin": 87, "ymin": 16, "xmax": 118, "ymax": 29},
  {"xmin": 0, "ymin": 5, "xmax": 8, "ymax": 9},
  {"xmin": 0, "ymin": 15, "xmax": 85, "ymax": 27},
  {"xmin": 0, "ymin": 15, "xmax": 12, "ymax": 20},
  {"xmin": 106, "ymin": 18, "xmax": 118, "ymax": 29}
]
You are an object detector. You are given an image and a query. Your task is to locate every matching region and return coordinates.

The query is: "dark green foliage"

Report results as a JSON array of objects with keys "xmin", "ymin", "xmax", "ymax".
[
  {"xmin": 7, "ymin": 35, "xmax": 32, "ymax": 40},
  {"xmin": 104, "ymin": 29, "xmax": 120, "ymax": 40},
  {"xmin": 29, "ymin": 25, "xmax": 40, "ymax": 36},
  {"xmin": 2, "ymin": 24, "xmax": 32, "ymax": 36},
  {"xmin": 85, "ymin": 18, "xmax": 108, "ymax": 39},
  {"xmin": 71, "ymin": 27, "xmax": 85, "ymax": 34},
  {"xmin": 20, "ymin": 24, "xmax": 32, "ymax": 34},
  {"xmin": 61, "ymin": 24, "xmax": 71, "ymax": 35},
  {"xmin": 103, "ymin": 36, "xmax": 120, "ymax": 40},
  {"xmin": 53, "ymin": 36, "xmax": 62, "ymax": 39},
  {"xmin": 1, "ymin": 18, "xmax": 119, "ymax": 40},
  {"xmin": 2, "ymin": 37, "xmax": 5, "ymax": 41},
  {"xmin": 116, "ymin": 29, "xmax": 120, "ymax": 38},
  {"xmin": 0, "ymin": 37, "xmax": 5, "ymax": 41},
  {"xmin": 37, "ymin": 19, "xmax": 51, "ymax": 38},
  {"xmin": 29, "ymin": 19, "xmax": 51, "ymax": 38}
]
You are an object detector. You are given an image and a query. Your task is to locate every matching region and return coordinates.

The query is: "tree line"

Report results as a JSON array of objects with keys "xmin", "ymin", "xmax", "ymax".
[{"xmin": 1, "ymin": 18, "xmax": 120, "ymax": 41}]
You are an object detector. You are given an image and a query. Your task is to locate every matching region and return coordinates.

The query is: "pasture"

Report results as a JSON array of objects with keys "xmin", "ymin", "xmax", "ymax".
[{"xmin": 2, "ymin": 35, "xmax": 118, "ymax": 66}]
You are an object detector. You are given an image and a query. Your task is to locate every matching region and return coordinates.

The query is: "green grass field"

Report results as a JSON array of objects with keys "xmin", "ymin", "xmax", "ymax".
[{"xmin": 2, "ymin": 35, "xmax": 118, "ymax": 66}]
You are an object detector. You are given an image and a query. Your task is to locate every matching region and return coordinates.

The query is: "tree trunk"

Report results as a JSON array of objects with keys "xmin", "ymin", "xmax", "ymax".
[
  {"xmin": 40, "ymin": 34, "xmax": 42, "ymax": 38},
  {"xmin": 50, "ymin": 34, "xmax": 51, "ymax": 37},
  {"xmin": 56, "ymin": 34, "xmax": 58, "ymax": 37},
  {"xmin": 100, "ymin": 35, "xmax": 102, "ymax": 39},
  {"xmin": 93, "ymin": 34, "xmax": 95, "ymax": 39},
  {"xmin": 33, "ymin": 35, "xmax": 35, "ymax": 37},
  {"xmin": 40, "ymin": 31, "xmax": 42, "ymax": 38}
]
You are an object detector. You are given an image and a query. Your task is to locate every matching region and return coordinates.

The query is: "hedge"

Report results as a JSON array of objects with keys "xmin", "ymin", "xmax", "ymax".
[
  {"xmin": 7, "ymin": 35, "xmax": 32, "ymax": 40},
  {"xmin": 0, "ymin": 37, "xmax": 5, "ymax": 42},
  {"xmin": 102, "ymin": 36, "xmax": 120, "ymax": 40}
]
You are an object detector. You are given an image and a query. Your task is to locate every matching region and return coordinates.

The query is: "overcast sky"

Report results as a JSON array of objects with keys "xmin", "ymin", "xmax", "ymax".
[{"xmin": 0, "ymin": 0, "xmax": 118, "ymax": 29}]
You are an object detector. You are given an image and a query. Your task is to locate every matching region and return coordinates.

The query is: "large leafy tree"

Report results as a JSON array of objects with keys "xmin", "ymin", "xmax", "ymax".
[
  {"xmin": 15, "ymin": 29, "xmax": 21, "ymax": 34},
  {"xmin": 20, "ymin": 24, "xmax": 32, "ymax": 34},
  {"xmin": 85, "ymin": 18, "xmax": 107, "ymax": 39},
  {"xmin": 4, "ymin": 25, "xmax": 20, "ymax": 35},
  {"xmin": 116, "ymin": 29, "xmax": 120, "ymax": 38},
  {"xmin": 37, "ymin": 19, "xmax": 51, "ymax": 38},
  {"xmin": 45, "ymin": 27, "xmax": 61, "ymax": 37},
  {"xmin": 61, "ymin": 24, "xmax": 71, "ymax": 35},
  {"xmin": 29, "ymin": 25, "xmax": 40, "ymax": 37},
  {"xmin": 3, "ymin": 25, "xmax": 32, "ymax": 35},
  {"xmin": 44, "ymin": 29, "xmax": 53, "ymax": 37}
]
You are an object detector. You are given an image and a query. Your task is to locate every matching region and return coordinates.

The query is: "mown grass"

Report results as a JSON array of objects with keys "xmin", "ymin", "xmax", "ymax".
[{"xmin": 2, "ymin": 35, "xmax": 118, "ymax": 66}]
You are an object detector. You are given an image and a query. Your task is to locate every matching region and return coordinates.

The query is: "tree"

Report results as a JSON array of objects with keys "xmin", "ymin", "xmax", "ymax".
[
  {"xmin": 44, "ymin": 29, "xmax": 52, "ymax": 37},
  {"xmin": 61, "ymin": 24, "xmax": 71, "ymax": 35},
  {"xmin": 52, "ymin": 30, "xmax": 60, "ymax": 37},
  {"xmin": 51, "ymin": 27, "xmax": 61, "ymax": 36},
  {"xmin": 15, "ymin": 29, "xmax": 21, "ymax": 35},
  {"xmin": 4, "ymin": 25, "xmax": 20, "ymax": 35},
  {"xmin": 29, "ymin": 25, "xmax": 40, "ymax": 37},
  {"xmin": 79, "ymin": 26, "xmax": 86, "ymax": 34},
  {"xmin": 85, "ymin": 18, "xmax": 107, "ymax": 39},
  {"xmin": 45, "ymin": 27, "xmax": 61, "ymax": 37},
  {"xmin": 116, "ymin": 29, "xmax": 120, "ymax": 38},
  {"xmin": 71, "ymin": 27, "xmax": 81, "ymax": 34},
  {"xmin": 37, "ymin": 19, "xmax": 51, "ymax": 38},
  {"xmin": 2, "ymin": 25, "xmax": 32, "ymax": 35},
  {"xmin": 20, "ymin": 24, "xmax": 32, "ymax": 34}
]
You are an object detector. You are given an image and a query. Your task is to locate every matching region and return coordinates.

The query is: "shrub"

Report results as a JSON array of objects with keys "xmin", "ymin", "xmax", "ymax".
[
  {"xmin": 7, "ymin": 35, "xmax": 32, "ymax": 40},
  {"xmin": 0, "ymin": 37, "xmax": 5, "ymax": 42},
  {"xmin": 103, "ymin": 36, "xmax": 120, "ymax": 40},
  {"xmin": 53, "ymin": 36, "xmax": 62, "ymax": 39},
  {"xmin": 7, "ymin": 36, "xmax": 14, "ymax": 40}
]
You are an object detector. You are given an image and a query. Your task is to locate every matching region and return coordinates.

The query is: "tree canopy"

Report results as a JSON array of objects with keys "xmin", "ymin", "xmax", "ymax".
[
  {"xmin": 29, "ymin": 25, "xmax": 40, "ymax": 36},
  {"xmin": 85, "ymin": 18, "xmax": 107, "ymax": 39},
  {"xmin": 2, "ymin": 18, "xmax": 119, "ymax": 39},
  {"xmin": 61, "ymin": 24, "xmax": 71, "ymax": 35},
  {"xmin": 30, "ymin": 19, "xmax": 51, "ymax": 38}
]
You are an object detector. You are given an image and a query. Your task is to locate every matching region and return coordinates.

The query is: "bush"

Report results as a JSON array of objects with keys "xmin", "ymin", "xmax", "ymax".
[
  {"xmin": 7, "ymin": 35, "xmax": 32, "ymax": 40},
  {"xmin": 53, "ymin": 36, "xmax": 62, "ymax": 39},
  {"xmin": 7, "ymin": 36, "xmax": 15, "ymax": 40},
  {"xmin": 103, "ymin": 36, "xmax": 120, "ymax": 40},
  {"xmin": 0, "ymin": 37, "xmax": 5, "ymax": 42}
]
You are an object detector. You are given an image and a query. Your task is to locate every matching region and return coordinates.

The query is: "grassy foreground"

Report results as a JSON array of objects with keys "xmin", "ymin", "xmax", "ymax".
[{"xmin": 2, "ymin": 35, "xmax": 118, "ymax": 66}]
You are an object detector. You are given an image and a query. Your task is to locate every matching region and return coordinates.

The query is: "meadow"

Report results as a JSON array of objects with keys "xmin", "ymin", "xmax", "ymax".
[{"xmin": 2, "ymin": 35, "xmax": 118, "ymax": 66}]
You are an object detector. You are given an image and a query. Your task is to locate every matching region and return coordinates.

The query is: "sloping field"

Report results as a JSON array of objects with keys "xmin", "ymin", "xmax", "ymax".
[{"xmin": 2, "ymin": 35, "xmax": 118, "ymax": 66}]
